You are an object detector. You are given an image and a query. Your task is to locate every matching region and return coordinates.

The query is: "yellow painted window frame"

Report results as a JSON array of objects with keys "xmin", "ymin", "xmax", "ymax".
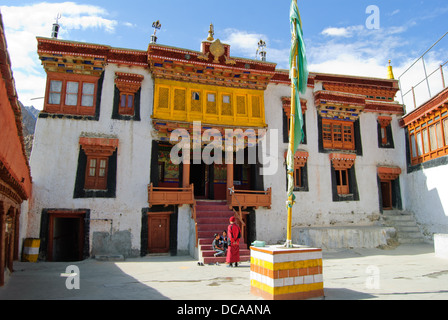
[{"xmin": 153, "ymin": 79, "xmax": 265, "ymax": 127}]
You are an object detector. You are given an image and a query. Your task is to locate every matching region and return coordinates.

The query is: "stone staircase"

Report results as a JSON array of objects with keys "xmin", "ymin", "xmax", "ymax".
[
  {"xmin": 382, "ymin": 210, "xmax": 426, "ymax": 244},
  {"xmin": 196, "ymin": 200, "xmax": 250, "ymax": 264}
]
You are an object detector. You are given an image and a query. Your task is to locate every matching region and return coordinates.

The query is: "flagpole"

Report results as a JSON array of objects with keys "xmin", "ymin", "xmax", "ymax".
[
  {"xmin": 286, "ymin": 0, "xmax": 300, "ymax": 248},
  {"xmin": 286, "ymin": 47, "xmax": 298, "ymax": 248}
]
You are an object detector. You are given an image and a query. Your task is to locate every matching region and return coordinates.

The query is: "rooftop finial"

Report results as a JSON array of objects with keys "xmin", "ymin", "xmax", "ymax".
[
  {"xmin": 207, "ymin": 23, "xmax": 214, "ymax": 41},
  {"xmin": 257, "ymin": 39, "xmax": 267, "ymax": 61},
  {"xmin": 151, "ymin": 20, "xmax": 162, "ymax": 44},
  {"xmin": 51, "ymin": 13, "xmax": 62, "ymax": 39},
  {"xmin": 387, "ymin": 60, "xmax": 395, "ymax": 79}
]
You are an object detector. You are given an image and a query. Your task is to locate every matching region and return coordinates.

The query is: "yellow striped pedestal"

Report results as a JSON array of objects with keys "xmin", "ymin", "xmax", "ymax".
[{"xmin": 250, "ymin": 245, "xmax": 324, "ymax": 300}]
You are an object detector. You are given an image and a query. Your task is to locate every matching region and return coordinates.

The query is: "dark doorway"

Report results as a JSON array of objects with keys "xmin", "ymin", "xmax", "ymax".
[
  {"xmin": 190, "ymin": 163, "xmax": 208, "ymax": 198},
  {"xmin": 48, "ymin": 212, "xmax": 85, "ymax": 262},
  {"xmin": 381, "ymin": 180, "xmax": 392, "ymax": 210}
]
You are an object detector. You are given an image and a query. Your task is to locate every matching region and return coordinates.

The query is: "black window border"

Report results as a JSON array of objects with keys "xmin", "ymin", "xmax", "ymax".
[{"xmin": 73, "ymin": 147, "xmax": 117, "ymax": 198}]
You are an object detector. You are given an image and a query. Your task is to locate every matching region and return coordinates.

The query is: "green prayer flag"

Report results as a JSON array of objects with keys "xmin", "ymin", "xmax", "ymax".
[{"xmin": 287, "ymin": 0, "xmax": 308, "ymax": 207}]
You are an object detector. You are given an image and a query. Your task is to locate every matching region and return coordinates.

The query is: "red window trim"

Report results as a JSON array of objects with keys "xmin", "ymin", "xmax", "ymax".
[
  {"xmin": 408, "ymin": 105, "xmax": 448, "ymax": 165},
  {"xmin": 79, "ymin": 137, "xmax": 119, "ymax": 190},
  {"xmin": 115, "ymin": 72, "xmax": 143, "ymax": 116},
  {"xmin": 44, "ymin": 72, "xmax": 99, "ymax": 116},
  {"xmin": 329, "ymin": 153, "xmax": 356, "ymax": 195}
]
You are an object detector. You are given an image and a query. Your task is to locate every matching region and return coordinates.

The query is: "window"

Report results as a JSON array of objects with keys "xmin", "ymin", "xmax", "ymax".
[
  {"xmin": 322, "ymin": 119, "xmax": 354, "ymax": 150},
  {"xmin": 335, "ymin": 169, "xmax": 349, "ymax": 195},
  {"xmin": 119, "ymin": 93, "xmax": 134, "ymax": 115},
  {"xmin": 285, "ymin": 151, "xmax": 308, "ymax": 191},
  {"xmin": 206, "ymin": 93, "xmax": 217, "ymax": 114},
  {"xmin": 74, "ymin": 137, "xmax": 118, "ymax": 198},
  {"xmin": 191, "ymin": 91, "xmax": 202, "ymax": 112},
  {"xmin": 45, "ymin": 74, "xmax": 98, "ymax": 115},
  {"xmin": 282, "ymin": 97, "xmax": 307, "ymax": 144},
  {"xmin": 85, "ymin": 156, "xmax": 108, "ymax": 190},
  {"xmin": 329, "ymin": 153, "xmax": 358, "ymax": 201},
  {"xmin": 221, "ymin": 94, "xmax": 232, "ymax": 116},
  {"xmin": 408, "ymin": 108, "xmax": 448, "ymax": 165},
  {"xmin": 377, "ymin": 116, "xmax": 394, "ymax": 148},
  {"xmin": 49, "ymin": 80, "xmax": 62, "ymax": 104}
]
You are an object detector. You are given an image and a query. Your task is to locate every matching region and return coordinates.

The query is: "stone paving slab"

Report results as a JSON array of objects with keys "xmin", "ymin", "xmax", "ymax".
[{"xmin": 1, "ymin": 243, "xmax": 447, "ymax": 300}]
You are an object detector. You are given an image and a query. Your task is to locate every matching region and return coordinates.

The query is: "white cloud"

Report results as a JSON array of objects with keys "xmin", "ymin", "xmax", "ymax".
[
  {"xmin": 321, "ymin": 25, "xmax": 365, "ymax": 38},
  {"xmin": 221, "ymin": 28, "xmax": 290, "ymax": 68},
  {"xmin": 0, "ymin": 2, "xmax": 118, "ymax": 109}
]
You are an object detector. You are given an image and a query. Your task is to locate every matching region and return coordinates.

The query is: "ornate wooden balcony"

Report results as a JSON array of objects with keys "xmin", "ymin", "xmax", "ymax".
[
  {"xmin": 148, "ymin": 183, "xmax": 195, "ymax": 207},
  {"xmin": 227, "ymin": 186, "xmax": 272, "ymax": 210}
]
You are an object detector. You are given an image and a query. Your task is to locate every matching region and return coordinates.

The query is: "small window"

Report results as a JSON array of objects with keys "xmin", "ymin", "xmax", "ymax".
[
  {"xmin": 335, "ymin": 169, "xmax": 349, "ymax": 195},
  {"xmin": 119, "ymin": 93, "xmax": 134, "ymax": 115},
  {"xmin": 294, "ymin": 166, "xmax": 302, "ymax": 188},
  {"xmin": 85, "ymin": 156, "xmax": 108, "ymax": 190},
  {"xmin": 49, "ymin": 80, "xmax": 62, "ymax": 104},
  {"xmin": 192, "ymin": 92, "xmax": 200, "ymax": 101},
  {"xmin": 81, "ymin": 83, "xmax": 95, "ymax": 107},
  {"xmin": 65, "ymin": 81, "xmax": 79, "ymax": 106}
]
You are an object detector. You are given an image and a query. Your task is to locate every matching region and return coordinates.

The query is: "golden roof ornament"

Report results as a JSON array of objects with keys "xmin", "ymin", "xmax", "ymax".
[
  {"xmin": 210, "ymin": 39, "xmax": 225, "ymax": 63},
  {"xmin": 387, "ymin": 60, "xmax": 395, "ymax": 79},
  {"xmin": 207, "ymin": 23, "xmax": 214, "ymax": 41}
]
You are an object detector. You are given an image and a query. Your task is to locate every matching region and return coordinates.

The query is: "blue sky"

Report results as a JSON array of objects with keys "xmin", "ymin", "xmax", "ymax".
[{"xmin": 1, "ymin": 0, "xmax": 447, "ymax": 110}]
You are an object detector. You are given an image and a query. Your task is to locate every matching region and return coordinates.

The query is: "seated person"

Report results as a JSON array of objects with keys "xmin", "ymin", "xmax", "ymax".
[{"xmin": 212, "ymin": 233, "xmax": 225, "ymax": 257}]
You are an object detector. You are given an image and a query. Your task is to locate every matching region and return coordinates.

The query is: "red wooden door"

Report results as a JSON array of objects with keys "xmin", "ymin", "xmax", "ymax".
[
  {"xmin": 148, "ymin": 215, "xmax": 170, "ymax": 253},
  {"xmin": 381, "ymin": 181, "xmax": 392, "ymax": 210}
]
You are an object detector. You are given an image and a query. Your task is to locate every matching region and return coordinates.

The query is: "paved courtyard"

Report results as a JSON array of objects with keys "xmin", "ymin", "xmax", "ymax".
[{"xmin": 1, "ymin": 243, "xmax": 447, "ymax": 300}]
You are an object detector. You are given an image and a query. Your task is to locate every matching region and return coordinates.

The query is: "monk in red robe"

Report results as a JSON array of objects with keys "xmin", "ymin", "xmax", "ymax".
[{"xmin": 226, "ymin": 216, "xmax": 241, "ymax": 267}]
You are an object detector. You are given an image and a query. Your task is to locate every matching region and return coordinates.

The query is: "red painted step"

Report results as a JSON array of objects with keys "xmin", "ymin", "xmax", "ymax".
[{"xmin": 195, "ymin": 200, "xmax": 250, "ymax": 265}]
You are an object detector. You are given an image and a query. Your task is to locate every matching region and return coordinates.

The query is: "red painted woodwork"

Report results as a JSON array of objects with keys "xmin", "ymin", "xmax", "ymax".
[{"xmin": 148, "ymin": 214, "xmax": 171, "ymax": 253}]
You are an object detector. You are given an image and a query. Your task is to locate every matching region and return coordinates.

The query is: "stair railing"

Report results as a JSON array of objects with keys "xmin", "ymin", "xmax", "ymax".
[{"xmin": 229, "ymin": 187, "xmax": 246, "ymax": 242}]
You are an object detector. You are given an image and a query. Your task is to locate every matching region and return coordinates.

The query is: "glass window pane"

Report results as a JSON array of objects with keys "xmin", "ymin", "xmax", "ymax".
[
  {"xmin": 100, "ymin": 159, "xmax": 107, "ymax": 168},
  {"xmin": 66, "ymin": 81, "xmax": 79, "ymax": 94},
  {"xmin": 121, "ymin": 94, "xmax": 127, "ymax": 107},
  {"xmin": 81, "ymin": 95, "xmax": 94, "ymax": 107},
  {"xmin": 416, "ymin": 132, "xmax": 423, "ymax": 156},
  {"xmin": 436, "ymin": 123, "xmax": 444, "ymax": 149},
  {"xmin": 128, "ymin": 95, "xmax": 134, "ymax": 108},
  {"xmin": 422, "ymin": 128, "xmax": 429, "ymax": 153},
  {"xmin": 50, "ymin": 80, "xmax": 62, "ymax": 92},
  {"xmin": 410, "ymin": 134, "xmax": 417, "ymax": 158},
  {"xmin": 208, "ymin": 93, "xmax": 215, "ymax": 102},
  {"xmin": 82, "ymin": 83, "xmax": 94, "ymax": 95},
  {"xmin": 49, "ymin": 93, "xmax": 61, "ymax": 104},
  {"xmin": 65, "ymin": 93, "xmax": 78, "ymax": 106},
  {"xmin": 429, "ymin": 125, "xmax": 437, "ymax": 151},
  {"xmin": 223, "ymin": 95, "xmax": 230, "ymax": 104},
  {"xmin": 443, "ymin": 119, "xmax": 448, "ymax": 146}
]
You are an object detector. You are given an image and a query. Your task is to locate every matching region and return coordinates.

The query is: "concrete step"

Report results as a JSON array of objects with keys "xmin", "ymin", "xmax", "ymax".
[{"xmin": 382, "ymin": 210, "xmax": 426, "ymax": 244}]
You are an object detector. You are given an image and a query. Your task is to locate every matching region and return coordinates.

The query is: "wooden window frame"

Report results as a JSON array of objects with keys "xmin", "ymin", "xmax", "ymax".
[
  {"xmin": 329, "ymin": 153, "xmax": 356, "ymax": 198},
  {"xmin": 79, "ymin": 137, "xmax": 119, "ymax": 191},
  {"xmin": 335, "ymin": 169, "xmax": 349, "ymax": 195},
  {"xmin": 119, "ymin": 92, "xmax": 135, "ymax": 115},
  {"xmin": 84, "ymin": 156, "xmax": 109, "ymax": 190},
  {"xmin": 44, "ymin": 72, "xmax": 98, "ymax": 116},
  {"xmin": 408, "ymin": 106, "xmax": 448, "ymax": 165},
  {"xmin": 322, "ymin": 119, "xmax": 355, "ymax": 150}
]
